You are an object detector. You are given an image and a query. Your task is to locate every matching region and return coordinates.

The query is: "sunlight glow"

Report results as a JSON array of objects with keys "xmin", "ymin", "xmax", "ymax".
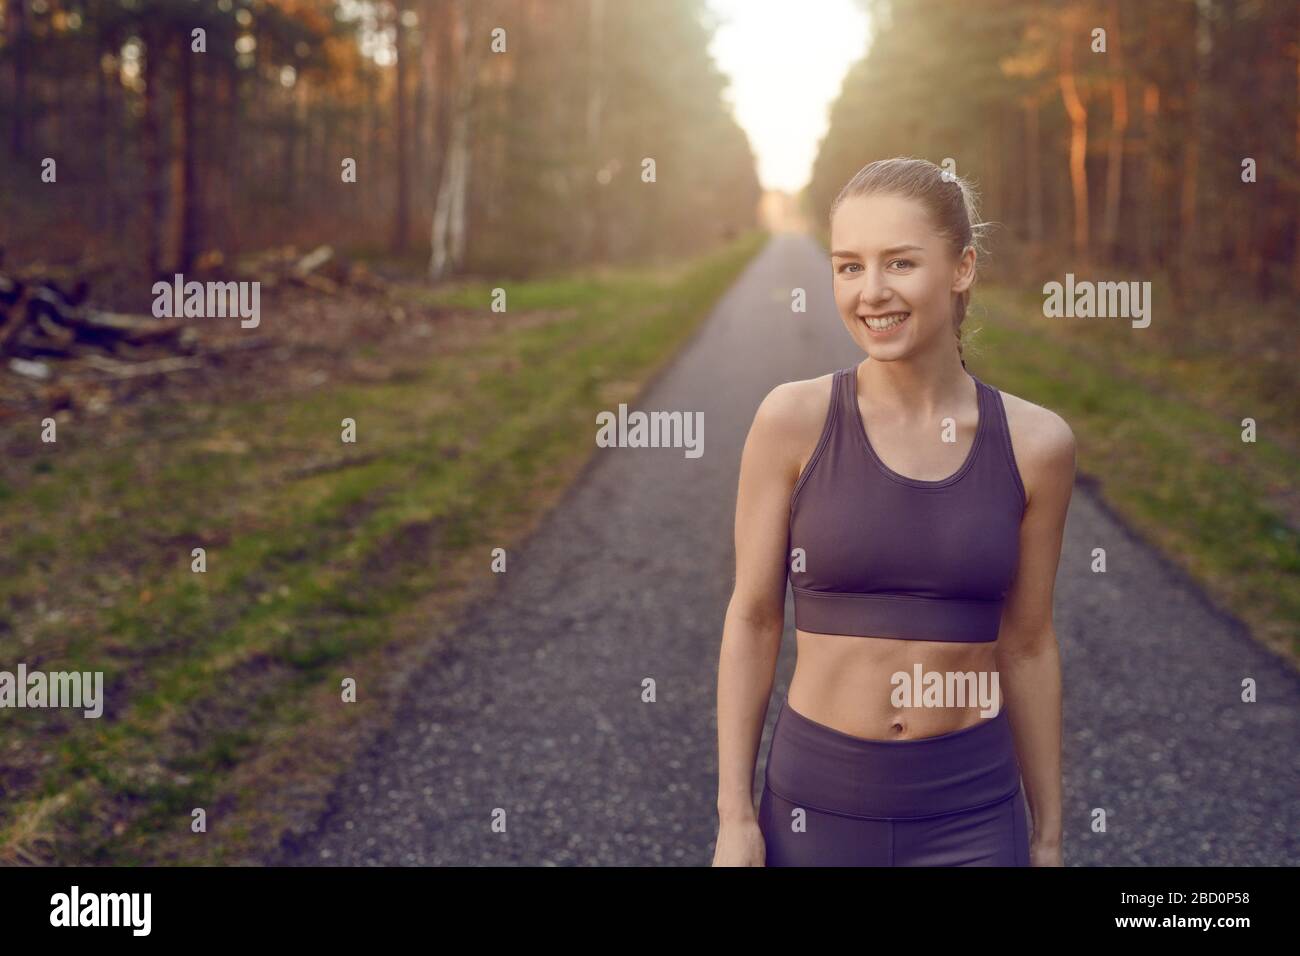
[{"xmin": 706, "ymin": 0, "xmax": 870, "ymax": 194}]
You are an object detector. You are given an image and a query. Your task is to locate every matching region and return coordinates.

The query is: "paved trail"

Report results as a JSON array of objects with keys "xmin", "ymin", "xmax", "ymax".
[{"xmin": 279, "ymin": 233, "xmax": 1298, "ymax": 866}]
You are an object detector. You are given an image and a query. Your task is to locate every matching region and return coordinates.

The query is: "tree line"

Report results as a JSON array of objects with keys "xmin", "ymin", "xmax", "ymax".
[
  {"xmin": 0, "ymin": 0, "xmax": 762, "ymax": 300},
  {"xmin": 810, "ymin": 0, "xmax": 1300, "ymax": 306}
]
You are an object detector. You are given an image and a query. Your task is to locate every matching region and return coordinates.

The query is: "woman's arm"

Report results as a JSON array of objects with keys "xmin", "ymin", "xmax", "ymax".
[
  {"xmin": 712, "ymin": 382, "xmax": 808, "ymax": 866},
  {"xmin": 995, "ymin": 401, "xmax": 1077, "ymax": 866}
]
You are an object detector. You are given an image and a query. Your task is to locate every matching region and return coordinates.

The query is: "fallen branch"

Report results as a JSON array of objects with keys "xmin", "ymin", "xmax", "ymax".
[
  {"xmin": 81, "ymin": 354, "xmax": 206, "ymax": 379},
  {"xmin": 199, "ymin": 336, "xmax": 276, "ymax": 356},
  {"xmin": 295, "ymin": 245, "xmax": 334, "ymax": 276},
  {"xmin": 0, "ymin": 287, "xmax": 34, "ymax": 353},
  {"xmin": 283, "ymin": 450, "xmax": 382, "ymax": 480},
  {"xmin": 7, "ymin": 357, "xmax": 51, "ymax": 380},
  {"xmin": 27, "ymin": 287, "xmax": 181, "ymax": 345}
]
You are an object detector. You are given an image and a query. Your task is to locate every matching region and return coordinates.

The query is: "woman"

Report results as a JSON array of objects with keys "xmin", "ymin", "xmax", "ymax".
[{"xmin": 713, "ymin": 157, "xmax": 1074, "ymax": 866}]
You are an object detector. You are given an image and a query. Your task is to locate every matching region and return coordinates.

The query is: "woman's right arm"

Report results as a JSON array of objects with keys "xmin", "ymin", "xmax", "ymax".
[{"xmin": 712, "ymin": 382, "xmax": 807, "ymax": 866}]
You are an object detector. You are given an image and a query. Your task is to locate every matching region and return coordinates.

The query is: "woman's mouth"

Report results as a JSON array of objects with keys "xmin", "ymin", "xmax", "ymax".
[{"xmin": 860, "ymin": 311, "xmax": 910, "ymax": 334}]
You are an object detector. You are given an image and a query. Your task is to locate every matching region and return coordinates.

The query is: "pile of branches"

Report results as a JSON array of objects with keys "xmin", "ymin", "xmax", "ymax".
[
  {"xmin": 0, "ymin": 254, "xmax": 199, "ymax": 383},
  {"xmin": 0, "ymin": 245, "xmax": 386, "ymax": 387},
  {"xmin": 227, "ymin": 244, "xmax": 387, "ymax": 295}
]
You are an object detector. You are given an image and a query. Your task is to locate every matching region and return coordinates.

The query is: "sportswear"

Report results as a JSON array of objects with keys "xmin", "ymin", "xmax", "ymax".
[
  {"xmin": 787, "ymin": 363, "xmax": 1026, "ymax": 642},
  {"xmin": 758, "ymin": 694, "xmax": 1030, "ymax": 866}
]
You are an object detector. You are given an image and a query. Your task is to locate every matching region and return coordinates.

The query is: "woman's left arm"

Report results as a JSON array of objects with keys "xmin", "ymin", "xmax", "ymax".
[{"xmin": 995, "ymin": 401, "xmax": 1077, "ymax": 866}]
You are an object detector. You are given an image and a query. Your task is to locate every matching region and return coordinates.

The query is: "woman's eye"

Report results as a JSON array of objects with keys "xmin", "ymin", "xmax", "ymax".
[
  {"xmin": 891, "ymin": 258, "xmax": 914, "ymax": 269},
  {"xmin": 838, "ymin": 263, "xmax": 861, "ymax": 274}
]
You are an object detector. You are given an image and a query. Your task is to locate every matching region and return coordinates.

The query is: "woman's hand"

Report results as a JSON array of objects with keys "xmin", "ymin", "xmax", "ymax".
[
  {"xmin": 1029, "ymin": 835, "xmax": 1063, "ymax": 866},
  {"xmin": 712, "ymin": 817, "xmax": 767, "ymax": 866}
]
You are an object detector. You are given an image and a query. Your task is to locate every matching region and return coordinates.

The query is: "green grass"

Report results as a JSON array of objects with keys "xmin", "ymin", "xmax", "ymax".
[
  {"xmin": 0, "ymin": 228, "xmax": 769, "ymax": 865},
  {"xmin": 967, "ymin": 285, "xmax": 1299, "ymax": 660}
]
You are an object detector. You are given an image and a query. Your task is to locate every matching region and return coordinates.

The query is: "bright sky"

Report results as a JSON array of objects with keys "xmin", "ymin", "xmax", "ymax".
[{"xmin": 705, "ymin": 0, "xmax": 871, "ymax": 194}]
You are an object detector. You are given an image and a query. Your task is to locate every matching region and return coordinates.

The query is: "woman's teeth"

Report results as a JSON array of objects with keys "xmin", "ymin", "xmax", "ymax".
[{"xmin": 864, "ymin": 312, "xmax": 909, "ymax": 331}]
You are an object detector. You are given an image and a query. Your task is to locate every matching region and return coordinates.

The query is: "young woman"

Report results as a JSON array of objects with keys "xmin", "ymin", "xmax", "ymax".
[{"xmin": 713, "ymin": 157, "xmax": 1074, "ymax": 866}]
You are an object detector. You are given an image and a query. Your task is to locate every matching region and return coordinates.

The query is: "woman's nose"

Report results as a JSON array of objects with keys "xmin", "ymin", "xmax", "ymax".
[{"xmin": 858, "ymin": 266, "xmax": 892, "ymax": 304}]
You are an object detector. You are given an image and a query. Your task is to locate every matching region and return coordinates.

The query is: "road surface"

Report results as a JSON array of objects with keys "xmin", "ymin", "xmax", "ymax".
[{"xmin": 277, "ymin": 233, "xmax": 1299, "ymax": 866}]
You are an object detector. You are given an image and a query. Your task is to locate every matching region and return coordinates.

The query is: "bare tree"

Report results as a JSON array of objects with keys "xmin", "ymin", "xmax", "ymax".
[
  {"xmin": 392, "ymin": 1, "xmax": 410, "ymax": 254},
  {"xmin": 429, "ymin": 0, "xmax": 476, "ymax": 281},
  {"xmin": 1101, "ymin": 0, "xmax": 1128, "ymax": 261},
  {"xmin": 1058, "ymin": 9, "xmax": 1091, "ymax": 265}
]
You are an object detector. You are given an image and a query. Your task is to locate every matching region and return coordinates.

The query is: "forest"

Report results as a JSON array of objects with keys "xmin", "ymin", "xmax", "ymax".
[
  {"xmin": 813, "ymin": 0, "xmax": 1299, "ymax": 295},
  {"xmin": 0, "ymin": 0, "xmax": 762, "ymax": 302}
]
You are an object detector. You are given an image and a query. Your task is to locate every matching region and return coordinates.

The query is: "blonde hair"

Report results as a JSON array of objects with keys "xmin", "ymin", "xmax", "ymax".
[{"xmin": 829, "ymin": 157, "xmax": 989, "ymax": 369}]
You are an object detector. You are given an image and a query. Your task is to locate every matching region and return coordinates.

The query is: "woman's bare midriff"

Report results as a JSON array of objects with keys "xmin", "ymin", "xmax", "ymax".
[{"xmin": 786, "ymin": 629, "xmax": 1004, "ymax": 741}]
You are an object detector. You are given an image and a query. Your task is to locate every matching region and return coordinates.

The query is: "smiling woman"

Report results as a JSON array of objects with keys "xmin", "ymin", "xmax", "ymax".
[
  {"xmin": 715, "ymin": 157, "xmax": 1075, "ymax": 868},
  {"xmin": 828, "ymin": 162, "xmax": 990, "ymax": 369}
]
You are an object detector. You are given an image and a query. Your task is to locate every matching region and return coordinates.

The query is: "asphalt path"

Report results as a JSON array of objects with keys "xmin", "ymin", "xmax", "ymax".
[{"xmin": 278, "ymin": 232, "xmax": 1298, "ymax": 866}]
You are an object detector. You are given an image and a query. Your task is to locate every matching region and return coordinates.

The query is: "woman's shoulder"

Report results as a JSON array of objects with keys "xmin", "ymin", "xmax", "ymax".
[
  {"xmin": 747, "ymin": 370, "xmax": 842, "ymax": 468},
  {"xmin": 754, "ymin": 369, "xmax": 840, "ymax": 434},
  {"xmin": 994, "ymin": 386, "xmax": 1077, "ymax": 498}
]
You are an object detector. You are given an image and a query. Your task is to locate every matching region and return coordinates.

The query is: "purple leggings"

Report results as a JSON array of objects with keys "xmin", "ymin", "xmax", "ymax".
[{"xmin": 758, "ymin": 695, "xmax": 1031, "ymax": 866}]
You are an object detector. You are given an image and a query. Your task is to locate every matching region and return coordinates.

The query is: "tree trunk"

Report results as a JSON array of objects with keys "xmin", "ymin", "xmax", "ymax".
[
  {"xmin": 985, "ymin": 109, "xmax": 1002, "ymax": 242},
  {"xmin": 1178, "ymin": 1, "xmax": 1207, "ymax": 292},
  {"xmin": 1138, "ymin": 81, "xmax": 1159, "ymax": 269},
  {"xmin": 421, "ymin": 0, "xmax": 452, "ymax": 231},
  {"xmin": 1024, "ymin": 95, "xmax": 1043, "ymax": 255},
  {"xmin": 363, "ymin": 69, "xmax": 377, "ymax": 228},
  {"xmin": 411, "ymin": 3, "xmax": 430, "ymax": 219},
  {"xmin": 164, "ymin": 29, "xmax": 198, "ymax": 274},
  {"xmin": 9, "ymin": 0, "xmax": 27, "ymax": 157},
  {"xmin": 1058, "ymin": 27, "xmax": 1090, "ymax": 265},
  {"xmin": 1101, "ymin": 0, "xmax": 1128, "ymax": 262},
  {"xmin": 584, "ymin": 0, "xmax": 607, "ymax": 262},
  {"xmin": 430, "ymin": 0, "xmax": 475, "ymax": 280},
  {"xmin": 283, "ymin": 90, "xmax": 297, "ymax": 205},
  {"xmin": 142, "ymin": 25, "xmax": 165, "ymax": 278},
  {"xmin": 392, "ymin": 1, "xmax": 410, "ymax": 254},
  {"xmin": 1293, "ymin": 16, "xmax": 1300, "ymax": 296},
  {"xmin": 225, "ymin": 62, "xmax": 240, "ymax": 249},
  {"xmin": 96, "ymin": 33, "xmax": 112, "ymax": 231}
]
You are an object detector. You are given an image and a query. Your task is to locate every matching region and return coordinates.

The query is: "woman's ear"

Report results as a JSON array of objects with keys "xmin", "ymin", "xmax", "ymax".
[{"xmin": 952, "ymin": 245, "xmax": 977, "ymax": 294}]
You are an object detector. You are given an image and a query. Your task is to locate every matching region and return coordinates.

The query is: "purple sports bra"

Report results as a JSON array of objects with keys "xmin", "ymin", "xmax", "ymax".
[{"xmin": 787, "ymin": 363, "xmax": 1027, "ymax": 643}]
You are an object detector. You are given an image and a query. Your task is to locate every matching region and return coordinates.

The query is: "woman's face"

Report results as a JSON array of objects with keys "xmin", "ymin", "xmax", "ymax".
[{"xmin": 829, "ymin": 192, "xmax": 974, "ymax": 364}]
